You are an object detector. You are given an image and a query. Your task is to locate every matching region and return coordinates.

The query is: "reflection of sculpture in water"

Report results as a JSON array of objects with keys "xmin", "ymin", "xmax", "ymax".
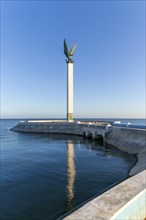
[{"xmin": 65, "ymin": 140, "xmax": 76, "ymax": 211}]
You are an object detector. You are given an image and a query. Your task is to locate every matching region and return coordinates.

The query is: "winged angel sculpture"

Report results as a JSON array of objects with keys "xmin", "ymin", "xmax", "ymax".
[{"xmin": 64, "ymin": 39, "xmax": 76, "ymax": 63}]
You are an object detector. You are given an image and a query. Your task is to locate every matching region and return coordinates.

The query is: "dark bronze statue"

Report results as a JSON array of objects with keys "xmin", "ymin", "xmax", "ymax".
[{"xmin": 64, "ymin": 39, "xmax": 76, "ymax": 63}]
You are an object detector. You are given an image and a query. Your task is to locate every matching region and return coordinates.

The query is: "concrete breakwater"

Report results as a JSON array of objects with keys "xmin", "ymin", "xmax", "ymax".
[
  {"xmin": 106, "ymin": 127, "xmax": 146, "ymax": 176},
  {"xmin": 10, "ymin": 121, "xmax": 111, "ymax": 143},
  {"xmin": 11, "ymin": 121, "xmax": 146, "ymax": 176}
]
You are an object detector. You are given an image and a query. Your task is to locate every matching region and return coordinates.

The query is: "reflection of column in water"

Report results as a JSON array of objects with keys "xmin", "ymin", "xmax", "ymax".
[{"xmin": 65, "ymin": 140, "xmax": 76, "ymax": 211}]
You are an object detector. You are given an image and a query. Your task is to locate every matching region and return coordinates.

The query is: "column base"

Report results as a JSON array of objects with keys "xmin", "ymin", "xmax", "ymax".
[{"xmin": 67, "ymin": 113, "xmax": 73, "ymax": 122}]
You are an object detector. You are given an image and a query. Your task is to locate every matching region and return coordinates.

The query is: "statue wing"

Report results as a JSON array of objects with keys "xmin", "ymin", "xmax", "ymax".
[
  {"xmin": 64, "ymin": 39, "xmax": 69, "ymax": 58},
  {"xmin": 69, "ymin": 43, "xmax": 76, "ymax": 57}
]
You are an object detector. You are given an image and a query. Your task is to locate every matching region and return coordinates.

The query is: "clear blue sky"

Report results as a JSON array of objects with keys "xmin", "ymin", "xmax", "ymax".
[{"xmin": 1, "ymin": 0, "xmax": 145, "ymax": 119}]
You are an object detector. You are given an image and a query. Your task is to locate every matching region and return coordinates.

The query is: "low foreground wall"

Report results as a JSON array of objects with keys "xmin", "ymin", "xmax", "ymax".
[{"xmin": 63, "ymin": 170, "xmax": 146, "ymax": 220}]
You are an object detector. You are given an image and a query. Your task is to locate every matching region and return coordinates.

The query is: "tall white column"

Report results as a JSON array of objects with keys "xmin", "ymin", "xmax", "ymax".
[{"xmin": 67, "ymin": 63, "xmax": 73, "ymax": 122}]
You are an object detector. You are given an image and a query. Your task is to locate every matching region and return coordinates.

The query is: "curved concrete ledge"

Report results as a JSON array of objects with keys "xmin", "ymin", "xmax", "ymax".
[
  {"xmin": 111, "ymin": 189, "xmax": 146, "ymax": 220},
  {"xmin": 11, "ymin": 121, "xmax": 84, "ymax": 135},
  {"xmin": 10, "ymin": 121, "xmax": 110, "ymax": 140},
  {"xmin": 11, "ymin": 121, "xmax": 146, "ymax": 176},
  {"xmin": 62, "ymin": 170, "xmax": 146, "ymax": 220},
  {"xmin": 105, "ymin": 127, "xmax": 146, "ymax": 176}
]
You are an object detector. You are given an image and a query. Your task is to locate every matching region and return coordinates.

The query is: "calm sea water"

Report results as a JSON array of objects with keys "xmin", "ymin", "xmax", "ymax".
[{"xmin": 1, "ymin": 119, "xmax": 136, "ymax": 220}]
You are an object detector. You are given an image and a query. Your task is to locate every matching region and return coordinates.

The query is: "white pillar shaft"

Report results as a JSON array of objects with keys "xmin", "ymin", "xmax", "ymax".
[{"xmin": 67, "ymin": 63, "xmax": 73, "ymax": 122}]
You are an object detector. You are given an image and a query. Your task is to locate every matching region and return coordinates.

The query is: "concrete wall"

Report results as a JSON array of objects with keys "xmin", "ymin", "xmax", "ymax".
[
  {"xmin": 105, "ymin": 127, "xmax": 146, "ymax": 176},
  {"xmin": 62, "ymin": 170, "xmax": 146, "ymax": 220},
  {"xmin": 11, "ymin": 122, "xmax": 83, "ymax": 135},
  {"xmin": 111, "ymin": 189, "xmax": 146, "ymax": 220}
]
